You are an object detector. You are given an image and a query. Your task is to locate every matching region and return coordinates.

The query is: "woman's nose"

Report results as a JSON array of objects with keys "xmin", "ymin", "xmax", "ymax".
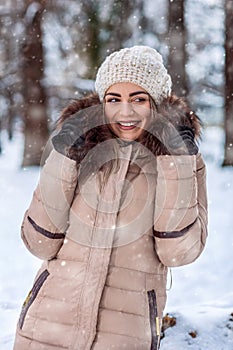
[{"xmin": 119, "ymin": 102, "xmax": 134, "ymax": 117}]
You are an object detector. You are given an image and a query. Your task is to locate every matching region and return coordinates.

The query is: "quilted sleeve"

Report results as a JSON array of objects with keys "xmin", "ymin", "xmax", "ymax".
[
  {"xmin": 21, "ymin": 149, "xmax": 78, "ymax": 260},
  {"xmin": 154, "ymin": 153, "xmax": 208, "ymax": 267}
]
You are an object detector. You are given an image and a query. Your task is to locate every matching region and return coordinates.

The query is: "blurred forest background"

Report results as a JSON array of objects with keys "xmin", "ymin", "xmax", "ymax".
[{"xmin": 0, "ymin": 0, "xmax": 232, "ymax": 167}]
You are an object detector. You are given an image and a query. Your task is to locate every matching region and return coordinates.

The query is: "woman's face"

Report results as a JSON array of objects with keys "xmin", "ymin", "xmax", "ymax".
[{"xmin": 104, "ymin": 82, "xmax": 152, "ymax": 141}]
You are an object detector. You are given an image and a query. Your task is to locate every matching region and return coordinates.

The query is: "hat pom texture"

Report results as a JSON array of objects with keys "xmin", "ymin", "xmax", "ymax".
[{"xmin": 95, "ymin": 46, "xmax": 172, "ymax": 104}]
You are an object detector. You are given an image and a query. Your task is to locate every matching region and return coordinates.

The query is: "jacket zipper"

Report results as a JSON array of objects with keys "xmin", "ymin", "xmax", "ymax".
[
  {"xmin": 19, "ymin": 269, "xmax": 50, "ymax": 329},
  {"xmin": 147, "ymin": 289, "xmax": 160, "ymax": 350}
]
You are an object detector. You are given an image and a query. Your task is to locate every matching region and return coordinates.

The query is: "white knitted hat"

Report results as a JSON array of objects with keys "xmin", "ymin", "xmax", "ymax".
[{"xmin": 95, "ymin": 45, "xmax": 172, "ymax": 104}]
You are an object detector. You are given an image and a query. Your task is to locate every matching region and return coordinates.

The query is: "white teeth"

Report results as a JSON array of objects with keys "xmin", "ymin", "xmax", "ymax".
[{"xmin": 118, "ymin": 121, "xmax": 137, "ymax": 126}]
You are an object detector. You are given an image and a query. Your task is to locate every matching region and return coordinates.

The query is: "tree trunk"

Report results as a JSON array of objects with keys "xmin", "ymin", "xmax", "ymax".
[
  {"xmin": 22, "ymin": 0, "xmax": 49, "ymax": 167},
  {"xmin": 0, "ymin": 120, "xmax": 2, "ymax": 155},
  {"xmin": 222, "ymin": 0, "xmax": 233, "ymax": 166},
  {"xmin": 167, "ymin": 0, "xmax": 188, "ymax": 97}
]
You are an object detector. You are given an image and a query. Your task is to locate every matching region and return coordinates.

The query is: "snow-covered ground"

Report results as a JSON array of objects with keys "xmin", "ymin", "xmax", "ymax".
[{"xmin": 0, "ymin": 126, "xmax": 233, "ymax": 349}]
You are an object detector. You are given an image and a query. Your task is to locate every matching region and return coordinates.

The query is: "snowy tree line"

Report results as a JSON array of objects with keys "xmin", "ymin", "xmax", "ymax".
[{"xmin": 0, "ymin": 0, "xmax": 232, "ymax": 166}]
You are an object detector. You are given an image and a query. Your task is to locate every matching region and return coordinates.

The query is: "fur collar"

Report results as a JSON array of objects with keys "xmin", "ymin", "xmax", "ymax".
[
  {"xmin": 58, "ymin": 93, "xmax": 201, "ymax": 163},
  {"xmin": 59, "ymin": 93, "xmax": 201, "ymax": 138}
]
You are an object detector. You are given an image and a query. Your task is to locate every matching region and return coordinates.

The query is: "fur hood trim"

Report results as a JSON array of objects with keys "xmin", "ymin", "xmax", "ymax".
[
  {"xmin": 59, "ymin": 93, "xmax": 201, "ymax": 139},
  {"xmin": 157, "ymin": 95, "xmax": 201, "ymax": 139}
]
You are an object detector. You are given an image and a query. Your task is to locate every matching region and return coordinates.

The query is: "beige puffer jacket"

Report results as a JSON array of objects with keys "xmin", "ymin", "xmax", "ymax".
[{"xmin": 13, "ymin": 96, "xmax": 208, "ymax": 350}]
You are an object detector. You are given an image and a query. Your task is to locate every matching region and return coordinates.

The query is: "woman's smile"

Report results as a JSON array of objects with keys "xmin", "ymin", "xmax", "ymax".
[{"xmin": 115, "ymin": 120, "xmax": 141, "ymax": 130}]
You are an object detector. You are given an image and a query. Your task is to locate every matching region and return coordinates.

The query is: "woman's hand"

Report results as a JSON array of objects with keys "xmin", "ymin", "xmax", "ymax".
[
  {"xmin": 52, "ymin": 115, "xmax": 86, "ymax": 157},
  {"xmin": 165, "ymin": 125, "xmax": 199, "ymax": 155},
  {"xmin": 155, "ymin": 119, "xmax": 198, "ymax": 155}
]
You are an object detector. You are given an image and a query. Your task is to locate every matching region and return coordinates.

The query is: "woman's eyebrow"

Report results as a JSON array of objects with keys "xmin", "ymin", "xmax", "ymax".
[
  {"xmin": 105, "ymin": 92, "xmax": 121, "ymax": 97},
  {"xmin": 105, "ymin": 91, "xmax": 148, "ymax": 98},
  {"xmin": 129, "ymin": 91, "xmax": 149, "ymax": 97}
]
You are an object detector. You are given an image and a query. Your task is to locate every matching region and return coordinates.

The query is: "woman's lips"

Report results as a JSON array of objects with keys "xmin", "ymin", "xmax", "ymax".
[{"xmin": 117, "ymin": 121, "xmax": 140, "ymax": 130}]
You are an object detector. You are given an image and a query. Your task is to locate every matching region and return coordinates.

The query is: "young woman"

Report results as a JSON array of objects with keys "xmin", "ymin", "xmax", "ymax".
[{"xmin": 14, "ymin": 46, "xmax": 208, "ymax": 350}]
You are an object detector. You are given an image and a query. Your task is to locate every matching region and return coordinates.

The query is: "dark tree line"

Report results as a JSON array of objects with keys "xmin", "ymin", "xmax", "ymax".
[
  {"xmin": 0, "ymin": 0, "xmax": 232, "ymax": 166},
  {"xmin": 223, "ymin": 0, "xmax": 233, "ymax": 166},
  {"xmin": 167, "ymin": 0, "xmax": 187, "ymax": 97},
  {"xmin": 21, "ymin": 0, "xmax": 49, "ymax": 166}
]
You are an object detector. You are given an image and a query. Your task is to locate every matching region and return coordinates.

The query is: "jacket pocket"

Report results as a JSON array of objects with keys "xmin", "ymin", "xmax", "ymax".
[
  {"xmin": 147, "ymin": 289, "xmax": 160, "ymax": 350},
  {"xmin": 19, "ymin": 269, "xmax": 50, "ymax": 329}
]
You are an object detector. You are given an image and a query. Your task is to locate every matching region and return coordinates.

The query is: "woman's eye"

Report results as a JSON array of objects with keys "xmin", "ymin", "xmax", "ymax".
[
  {"xmin": 106, "ymin": 98, "xmax": 120, "ymax": 103},
  {"xmin": 132, "ymin": 97, "xmax": 147, "ymax": 103}
]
